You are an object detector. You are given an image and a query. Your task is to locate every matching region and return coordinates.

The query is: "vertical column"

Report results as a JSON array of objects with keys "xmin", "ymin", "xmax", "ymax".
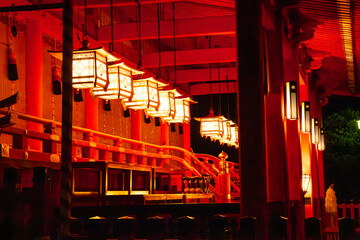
[
  {"xmin": 60, "ymin": 0, "xmax": 73, "ymax": 233},
  {"xmin": 26, "ymin": 17, "xmax": 43, "ymax": 151},
  {"xmin": 85, "ymin": 90, "xmax": 99, "ymax": 131},
  {"xmin": 236, "ymin": 0, "xmax": 269, "ymax": 238},
  {"xmin": 161, "ymin": 122, "xmax": 169, "ymax": 163},
  {"xmin": 282, "ymin": 14, "xmax": 305, "ymax": 239},
  {"xmin": 182, "ymin": 123, "xmax": 191, "ymax": 151},
  {"xmin": 130, "ymin": 109, "xmax": 142, "ymax": 164}
]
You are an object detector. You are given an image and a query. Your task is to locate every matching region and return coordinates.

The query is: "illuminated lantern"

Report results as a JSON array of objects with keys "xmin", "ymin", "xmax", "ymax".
[
  {"xmin": 357, "ymin": 120, "xmax": 360, "ymax": 129},
  {"xmin": 285, "ymin": 81, "xmax": 298, "ymax": 120},
  {"xmin": 123, "ymin": 77, "xmax": 167, "ymax": 111},
  {"xmin": 318, "ymin": 128, "xmax": 325, "ymax": 151},
  {"xmin": 302, "ymin": 174, "xmax": 311, "ymax": 194},
  {"xmin": 219, "ymin": 118, "xmax": 232, "ymax": 145},
  {"xmin": 311, "ymin": 118, "xmax": 320, "ymax": 144},
  {"xmin": 194, "ymin": 109, "xmax": 224, "ymax": 140},
  {"xmin": 229, "ymin": 124, "xmax": 239, "ymax": 148},
  {"xmin": 301, "ymin": 101, "xmax": 311, "ymax": 133},
  {"xmin": 92, "ymin": 62, "xmax": 143, "ymax": 100},
  {"xmin": 145, "ymin": 87, "xmax": 182, "ymax": 118},
  {"xmin": 162, "ymin": 97, "xmax": 194, "ymax": 124},
  {"xmin": 302, "ymin": 173, "xmax": 311, "ymax": 204},
  {"xmin": 49, "ymin": 47, "xmax": 119, "ymax": 89}
]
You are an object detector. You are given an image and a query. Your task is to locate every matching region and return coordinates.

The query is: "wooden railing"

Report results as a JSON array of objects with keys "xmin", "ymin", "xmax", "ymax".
[
  {"xmin": 195, "ymin": 153, "xmax": 240, "ymax": 193},
  {"xmin": 0, "ymin": 109, "xmax": 240, "ymax": 197},
  {"xmin": 338, "ymin": 202, "xmax": 360, "ymax": 233}
]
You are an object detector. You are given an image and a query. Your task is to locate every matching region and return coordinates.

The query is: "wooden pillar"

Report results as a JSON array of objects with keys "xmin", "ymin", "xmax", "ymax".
[
  {"xmin": 236, "ymin": 0, "xmax": 269, "ymax": 238},
  {"xmin": 282, "ymin": 12, "xmax": 305, "ymax": 239},
  {"xmin": 182, "ymin": 123, "xmax": 191, "ymax": 151},
  {"xmin": 161, "ymin": 122, "xmax": 169, "ymax": 164},
  {"xmin": 85, "ymin": 90, "xmax": 99, "ymax": 131},
  {"xmin": 26, "ymin": 17, "xmax": 43, "ymax": 151},
  {"xmin": 60, "ymin": 0, "xmax": 73, "ymax": 233},
  {"xmin": 130, "ymin": 109, "xmax": 141, "ymax": 164}
]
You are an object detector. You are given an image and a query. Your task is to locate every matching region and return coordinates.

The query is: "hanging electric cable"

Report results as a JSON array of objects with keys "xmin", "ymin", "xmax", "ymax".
[
  {"xmin": 226, "ymin": 75, "xmax": 230, "ymax": 120},
  {"xmin": 109, "ymin": 0, "xmax": 114, "ymax": 53},
  {"xmin": 218, "ymin": 65, "xmax": 221, "ymax": 117},
  {"xmin": 156, "ymin": 3, "xmax": 161, "ymax": 79},
  {"xmin": 172, "ymin": 1, "xmax": 177, "ymax": 86},
  {"xmin": 136, "ymin": 0, "xmax": 142, "ymax": 70}
]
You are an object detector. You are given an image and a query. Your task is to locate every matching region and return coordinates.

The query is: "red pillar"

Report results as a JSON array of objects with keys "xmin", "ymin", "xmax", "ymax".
[
  {"xmin": 26, "ymin": 18, "xmax": 43, "ymax": 151},
  {"xmin": 182, "ymin": 123, "xmax": 191, "ymax": 151},
  {"xmin": 130, "ymin": 109, "xmax": 142, "ymax": 164},
  {"xmin": 161, "ymin": 122, "xmax": 169, "ymax": 164},
  {"xmin": 85, "ymin": 90, "xmax": 99, "ymax": 131},
  {"xmin": 84, "ymin": 90, "xmax": 99, "ymax": 160}
]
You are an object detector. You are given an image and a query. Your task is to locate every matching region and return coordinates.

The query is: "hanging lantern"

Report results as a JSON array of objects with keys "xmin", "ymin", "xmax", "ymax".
[
  {"xmin": 302, "ymin": 174, "xmax": 311, "ymax": 193},
  {"xmin": 163, "ymin": 97, "xmax": 195, "ymax": 124},
  {"xmin": 194, "ymin": 108, "xmax": 224, "ymax": 140},
  {"xmin": 285, "ymin": 81, "xmax": 298, "ymax": 120},
  {"xmin": 123, "ymin": 77, "xmax": 167, "ymax": 111},
  {"xmin": 49, "ymin": 47, "xmax": 119, "ymax": 89},
  {"xmin": 318, "ymin": 128, "xmax": 325, "ymax": 151},
  {"xmin": 357, "ymin": 120, "xmax": 360, "ymax": 129},
  {"xmin": 311, "ymin": 118, "xmax": 320, "ymax": 144},
  {"xmin": 301, "ymin": 101, "xmax": 311, "ymax": 133},
  {"xmin": 219, "ymin": 118, "xmax": 232, "ymax": 145},
  {"xmin": 230, "ymin": 124, "xmax": 239, "ymax": 148},
  {"xmin": 145, "ymin": 87, "xmax": 182, "ymax": 118},
  {"xmin": 92, "ymin": 62, "xmax": 143, "ymax": 100}
]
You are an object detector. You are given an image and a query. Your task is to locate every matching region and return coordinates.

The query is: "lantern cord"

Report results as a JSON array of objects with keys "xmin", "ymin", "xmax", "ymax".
[
  {"xmin": 218, "ymin": 65, "xmax": 221, "ymax": 116},
  {"xmin": 136, "ymin": 0, "xmax": 142, "ymax": 70},
  {"xmin": 173, "ymin": 1, "xmax": 177, "ymax": 86},
  {"xmin": 156, "ymin": 3, "xmax": 161, "ymax": 79},
  {"xmin": 109, "ymin": 0, "xmax": 114, "ymax": 53},
  {"xmin": 84, "ymin": 0, "xmax": 87, "ymax": 37},
  {"xmin": 226, "ymin": 75, "xmax": 230, "ymax": 120},
  {"xmin": 208, "ymin": 36, "xmax": 213, "ymax": 112}
]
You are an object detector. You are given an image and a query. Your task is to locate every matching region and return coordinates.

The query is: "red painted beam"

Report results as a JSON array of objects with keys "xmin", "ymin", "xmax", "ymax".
[
  {"xmin": 143, "ymin": 47, "xmax": 236, "ymax": 67},
  {"xmin": 169, "ymin": 67, "xmax": 237, "ymax": 83},
  {"xmin": 98, "ymin": 16, "xmax": 235, "ymax": 42}
]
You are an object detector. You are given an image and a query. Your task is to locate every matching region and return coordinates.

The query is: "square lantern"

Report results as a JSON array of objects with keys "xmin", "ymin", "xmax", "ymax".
[
  {"xmin": 302, "ymin": 174, "xmax": 311, "ymax": 193},
  {"xmin": 92, "ymin": 62, "xmax": 143, "ymax": 100},
  {"xmin": 285, "ymin": 81, "xmax": 298, "ymax": 120},
  {"xmin": 318, "ymin": 128, "xmax": 325, "ymax": 151},
  {"xmin": 163, "ymin": 97, "xmax": 195, "ymax": 124},
  {"xmin": 230, "ymin": 124, "xmax": 239, "ymax": 148},
  {"xmin": 123, "ymin": 77, "xmax": 167, "ymax": 111},
  {"xmin": 219, "ymin": 118, "xmax": 232, "ymax": 145},
  {"xmin": 49, "ymin": 47, "xmax": 120, "ymax": 89},
  {"xmin": 311, "ymin": 118, "xmax": 320, "ymax": 144},
  {"xmin": 301, "ymin": 101, "xmax": 311, "ymax": 133},
  {"xmin": 194, "ymin": 110, "xmax": 224, "ymax": 141},
  {"xmin": 145, "ymin": 87, "xmax": 182, "ymax": 118}
]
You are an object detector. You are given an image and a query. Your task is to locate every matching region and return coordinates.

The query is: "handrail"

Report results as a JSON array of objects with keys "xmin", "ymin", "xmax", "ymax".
[
  {"xmin": 0, "ymin": 109, "xmax": 235, "ymax": 195},
  {"xmin": 195, "ymin": 153, "xmax": 239, "ymax": 169}
]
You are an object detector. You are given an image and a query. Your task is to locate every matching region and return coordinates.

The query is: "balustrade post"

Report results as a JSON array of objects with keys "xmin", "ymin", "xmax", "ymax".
[
  {"xmin": 83, "ymin": 132, "xmax": 97, "ymax": 160},
  {"xmin": 43, "ymin": 122, "xmax": 58, "ymax": 154},
  {"xmin": 113, "ymin": 139, "xmax": 123, "ymax": 163},
  {"xmin": 139, "ymin": 144, "xmax": 146, "ymax": 165}
]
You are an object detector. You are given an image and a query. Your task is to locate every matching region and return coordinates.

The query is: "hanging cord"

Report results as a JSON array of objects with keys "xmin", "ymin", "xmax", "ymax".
[
  {"xmin": 109, "ymin": 0, "xmax": 114, "ymax": 52},
  {"xmin": 226, "ymin": 75, "xmax": 230, "ymax": 120},
  {"xmin": 208, "ymin": 36, "xmax": 213, "ymax": 112},
  {"xmin": 136, "ymin": 0, "xmax": 142, "ymax": 70},
  {"xmin": 172, "ymin": 1, "xmax": 177, "ymax": 86},
  {"xmin": 156, "ymin": 3, "xmax": 161, "ymax": 79},
  {"xmin": 218, "ymin": 65, "xmax": 221, "ymax": 116},
  {"xmin": 78, "ymin": 0, "xmax": 89, "ymax": 49}
]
